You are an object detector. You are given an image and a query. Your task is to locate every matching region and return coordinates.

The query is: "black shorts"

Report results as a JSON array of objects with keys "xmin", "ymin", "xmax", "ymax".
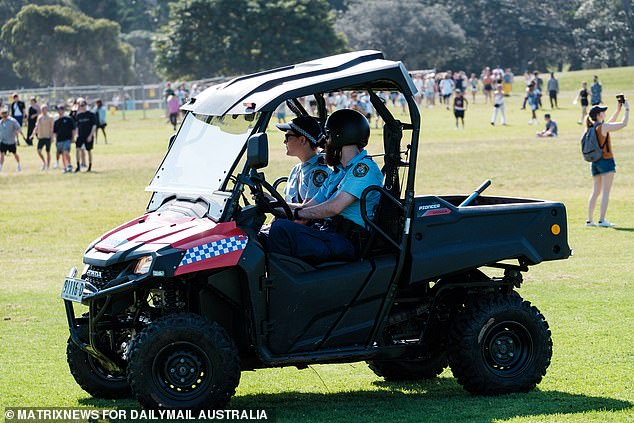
[
  {"xmin": 454, "ymin": 110, "xmax": 465, "ymax": 118},
  {"xmin": 76, "ymin": 138, "xmax": 94, "ymax": 150},
  {"xmin": 0, "ymin": 143, "xmax": 17, "ymax": 154},
  {"xmin": 581, "ymin": 99, "xmax": 589, "ymax": 107},
  {"xmin": 549, "ymin": 90, "xmax": 557, "ymax": 98},
  {"xmin": 37, "ymin": 138, "xmax": 51, "ymax": 152}
]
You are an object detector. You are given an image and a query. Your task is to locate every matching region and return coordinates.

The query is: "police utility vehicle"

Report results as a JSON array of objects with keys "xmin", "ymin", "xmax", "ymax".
[{"xmin": 61, "ymin": 51, "xmax": 571, "ymax": 410}]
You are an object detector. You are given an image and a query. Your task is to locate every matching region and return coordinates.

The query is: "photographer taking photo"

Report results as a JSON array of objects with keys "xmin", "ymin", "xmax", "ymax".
[{"xmin": 586, "ymin": 94, "xmax": 630, "ymax": 227}]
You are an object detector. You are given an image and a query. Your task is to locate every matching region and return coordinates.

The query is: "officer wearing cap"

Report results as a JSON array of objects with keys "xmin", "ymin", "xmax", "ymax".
[
  {"xmin": 276, "ymin": 116, "xmax": 331, "ymax": 203},
  {"xmin": 267, "ymin": 109, "xmax": 383, "ymax": 263}
]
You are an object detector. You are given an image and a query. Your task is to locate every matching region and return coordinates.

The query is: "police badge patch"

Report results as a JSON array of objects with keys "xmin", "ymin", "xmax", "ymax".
[
  {"xmin": 353, "ymin": 163, "xmax": 369, "ymax": 177},
  {"xmin": 312, "ymin": 169, "xmax": 328, "ymax": 187}
]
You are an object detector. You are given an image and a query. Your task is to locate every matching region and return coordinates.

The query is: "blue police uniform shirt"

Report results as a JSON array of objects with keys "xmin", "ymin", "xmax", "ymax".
[
  {"xmin": 313, "ymin": 150, "xmax": 383, "ymax": 228},
  {"xmin": 284, "ymin": 153, "xmax": 331, "ymax": 203}
]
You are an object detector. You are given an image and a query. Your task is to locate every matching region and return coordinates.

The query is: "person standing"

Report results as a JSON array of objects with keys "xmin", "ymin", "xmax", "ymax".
[
  {"xmin": 26, "ymin": 97, "xmax": 40, "ymax": 146},
  {"xmin": 167, "ymin": 95, "xmax": 180, "ymax": 130},
  {"xmin": 533, "ymin": 71, "xmax": 543, "ymax": 108},
  {"xmin": 53, "ymin": 105, "xmax": 76, "ymax": 173},
  {"xmin": 34, "ymin": 104, "xmax": 54, "ymax": 170},
  {"xmin": 468, "ymin": 73, "xmax": 479, "ymax": 103},
  {"xmin": 481, "ymin": 68, "xmax": 493, "ymax": 104},
  {"xmin": 439, "ymin": 74, "xmax": 454, "ymax": 109},
  {"xmin": 522, "ymin": 82, "xmax": 540, "ymax": 125},
  {"xmin": 74, "ymin": 99, "xmax": 97, "ymax": 172},
  {"xmin": 93, "ymin": 99, "xmax": 107, "ymax": 144},
  {"xmin": 425, "ymin": 76, "xmax": 436, "ymax": 108},
  {"xmin": 586, "ymin": 101, "xmax": 629, "ymax": 227},
  {"xmin": 573, "ymin": 81, "xmax": 590, "ymax": 124},
  {"xmin": 490, "ymin": 84, "xmax": 506, "ymax": 126},
  {"xmin": 503, "ymin": 68, "xmax": 514, "ymax": 95},
  {"xmin": 9, "ymin": 93, "xmax": 25, "ymax": 133},
  {"xmin": 452, "ymin": 89, "xmax": 468, "ymax": 129},
  {"xmin": 591, "ymin": 75, "xmax": 602, "ymax": 105},
  {"xmin": 0, "ymin": 107, "xmax": 25, "ymax": 172},
  {"xmin": 547, "ymin": 73, "xmax": 559, "ymax": 109}
]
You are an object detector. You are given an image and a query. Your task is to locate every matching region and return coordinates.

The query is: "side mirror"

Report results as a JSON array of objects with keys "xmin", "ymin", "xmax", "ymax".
[{"xmin": 247, "ymin": 132, "xmax": 268, "ymax": 169}]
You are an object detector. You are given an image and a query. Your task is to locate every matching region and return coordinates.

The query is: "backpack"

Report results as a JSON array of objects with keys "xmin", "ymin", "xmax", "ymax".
[{"xmin": 581, "ymin": 123, "xmax": 605, "ymax": 162}]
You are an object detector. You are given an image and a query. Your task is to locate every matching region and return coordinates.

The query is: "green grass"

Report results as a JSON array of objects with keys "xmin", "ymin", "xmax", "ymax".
[{"xmin": 1, "ymin": 66, "xmax": 633, "ymax": 422}]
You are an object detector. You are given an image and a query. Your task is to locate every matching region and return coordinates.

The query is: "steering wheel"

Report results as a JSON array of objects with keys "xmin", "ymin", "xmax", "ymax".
[{"xmin": 255, "ymin": 178, "xmax": 293, "ymax": 220}]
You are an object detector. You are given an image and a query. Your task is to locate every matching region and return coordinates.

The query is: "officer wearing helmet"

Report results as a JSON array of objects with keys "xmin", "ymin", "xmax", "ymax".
[{"xmin": 267, "ymin": 109, "xmax": 383, "ymax": 263}]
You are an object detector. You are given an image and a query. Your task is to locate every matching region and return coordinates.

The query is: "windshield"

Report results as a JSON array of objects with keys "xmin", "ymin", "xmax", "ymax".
[{"xmin": 146, "ymin": 112, "xmax": 258, "ymax": 197}]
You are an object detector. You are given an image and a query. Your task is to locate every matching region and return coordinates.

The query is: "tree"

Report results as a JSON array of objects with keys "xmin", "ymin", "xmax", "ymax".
[
  {"xmin": 123, "ymin": 30, "xmax": 161, "ymax": 83},
  {"xmin": 1, "ymin": 5, "xmax": 133, "ymax": 86},
  {"xmin": 336, "ymin": 0, "xmax": 465, "ymax": 70},
  {"xmin": 448, "ymin": 0, "xmax": 577, "ymax": 73},
  {"xmin": 572, "ymin": 0, "xmax": 633, "ymax": 68},
  {"xmin": 154, "ymin": 0, "xmax": 346, "ymax": 80}
]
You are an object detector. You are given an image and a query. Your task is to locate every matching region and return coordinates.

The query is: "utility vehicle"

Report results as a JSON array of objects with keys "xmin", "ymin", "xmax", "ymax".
[{"xmin": 62, "ymin": 50, "xmax": 571, "ymax": 410}]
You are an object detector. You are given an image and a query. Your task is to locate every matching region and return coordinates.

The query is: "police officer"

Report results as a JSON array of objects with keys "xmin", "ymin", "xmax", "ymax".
[
  {"xmin": 267, "ymin": 109, "xmax": 383, "ymax": 263},
  {"xmin": 276, "ymin": 116, "xmax": 331, "ymax": 203}
]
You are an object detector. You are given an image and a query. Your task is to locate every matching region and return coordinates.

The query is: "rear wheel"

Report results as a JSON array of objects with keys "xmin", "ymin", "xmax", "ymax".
[
  {"xmin": 127, "ymin": 313, "xmax": 240, "ymax": 410},
  {"xmin": 66, "ymin": 338, "xmax": 131, "ymax": 398},
  {"xmin": 448, "ymin": 293, "xmax": 552, "ymax": 395},
  {"xmin": 368, "ymin": 351, "xmax": 448, "ymax": 381}
]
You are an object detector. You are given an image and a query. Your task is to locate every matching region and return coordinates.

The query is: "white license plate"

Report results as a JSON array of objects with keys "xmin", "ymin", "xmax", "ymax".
[{"xmin": 61, "ymin": 278, "xmax": 86, "ymax": 302}]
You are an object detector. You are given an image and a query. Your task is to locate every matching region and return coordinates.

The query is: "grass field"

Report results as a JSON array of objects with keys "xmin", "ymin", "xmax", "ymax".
[{"xmin": 1, "ymin": 67, "xmax": 633, "ymax": 423}]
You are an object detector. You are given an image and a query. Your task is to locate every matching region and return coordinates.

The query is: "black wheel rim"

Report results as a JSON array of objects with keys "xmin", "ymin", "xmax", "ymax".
[
  {"xmin": 152, "ymin": 341, "xmax": 212, "ymax": 401},
  {"xmin": 482, "ymin": 321, "xmax": 533, "ymax": 377}
]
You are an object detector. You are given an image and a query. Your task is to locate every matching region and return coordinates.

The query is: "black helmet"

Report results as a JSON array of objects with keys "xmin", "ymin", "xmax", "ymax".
[{"xmin": 325, "ymin": 109, "xmax": 370, "ymax": 148}]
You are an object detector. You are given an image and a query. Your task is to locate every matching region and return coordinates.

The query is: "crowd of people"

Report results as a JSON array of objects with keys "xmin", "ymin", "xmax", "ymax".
[{"xmin": 0, "ymin": 93, "xmax": 107, "ymax": 173}]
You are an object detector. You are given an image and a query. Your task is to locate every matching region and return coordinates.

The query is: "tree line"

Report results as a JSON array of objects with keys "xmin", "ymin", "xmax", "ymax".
[{"xmin": 1, "ymin": 0, "xmax": 632, "ymax": 89}]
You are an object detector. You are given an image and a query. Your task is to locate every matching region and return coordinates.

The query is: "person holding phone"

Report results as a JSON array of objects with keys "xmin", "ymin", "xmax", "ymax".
[{"xmin": 586, "ymin": 95, "xmax": 630, "ymax": 227}]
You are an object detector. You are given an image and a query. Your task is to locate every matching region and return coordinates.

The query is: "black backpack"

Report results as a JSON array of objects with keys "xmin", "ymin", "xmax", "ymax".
[{"xmin": 581, "ymin": 123, "xmax": 605, "ymax": 162}]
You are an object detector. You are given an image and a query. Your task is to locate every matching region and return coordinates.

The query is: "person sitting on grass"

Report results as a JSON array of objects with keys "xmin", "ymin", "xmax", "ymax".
[{"xmin": 536, "ymin": 114, "xmax": 557, "ymax": 138}]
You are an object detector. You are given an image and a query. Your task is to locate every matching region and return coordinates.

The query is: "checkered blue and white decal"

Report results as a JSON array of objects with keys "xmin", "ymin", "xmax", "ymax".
[{"xmin": 179, "ymin": 236, "xmax": 248, "ymax": 266}]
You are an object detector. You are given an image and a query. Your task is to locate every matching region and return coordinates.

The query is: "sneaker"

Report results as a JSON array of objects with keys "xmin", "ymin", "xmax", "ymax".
[
  {"xmin": 528, "ymin": 119, "xmax": 533, "ymax": 125},
  {"xmin": 74, "ymin": 166, "xmax": 80, "ymax": 173},
  {"xmin": 577, "ymin": 120, "xmax": 582, "ymax": 125},
  {"xmin": 16, "ymin": 164, "xmax": 22, "ymax": 172},
  {"xmin": 598, "ymin": 220, "xmax": 616, "ymax": 228},
  {"xmin": 585, "ymin": 221, "xmax": 596, "ymax": 227},
  {"xmin": 41, "ymin": 164, "xmax": 47, "ymax": 171},
  {"xmin": 81, "ymin": 163, "xmax": 87, "ymax": 169},
  {"xmin": 53, "ymin": 162, "xmax": 59, "ymax": 169},
  {"xmin": 490, "ymin": 122, "xmax": 495, "ymax": 126}
]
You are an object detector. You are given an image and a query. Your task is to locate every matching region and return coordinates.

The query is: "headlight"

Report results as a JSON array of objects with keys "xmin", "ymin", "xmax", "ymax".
[{"xmin": 134, "ymin": 256, "xmax": 154, "ymax": 274}]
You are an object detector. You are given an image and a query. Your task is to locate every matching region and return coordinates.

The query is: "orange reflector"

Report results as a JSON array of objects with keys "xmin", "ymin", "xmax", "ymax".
[{"xmin": 551, "ymin": 224, "xmax": 561, "ymax": 235}]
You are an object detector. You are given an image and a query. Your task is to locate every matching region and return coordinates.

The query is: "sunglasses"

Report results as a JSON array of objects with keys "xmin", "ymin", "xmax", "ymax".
[{"xmin": 284, "ymin": 133, "xmax": 300, "ymax": 142}]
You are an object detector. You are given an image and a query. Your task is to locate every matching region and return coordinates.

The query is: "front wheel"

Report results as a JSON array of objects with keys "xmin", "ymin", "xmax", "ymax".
[
  {"xmin": 127, "ymin": 313, "xmax": 240, "ymax": 410},
  {"xmin": 447, "ymin": 293, "xmax": 552, "ymax": 395},
  {"xmin": 66, "ymin": 338, "xmax": 131, "ymax": 398}
]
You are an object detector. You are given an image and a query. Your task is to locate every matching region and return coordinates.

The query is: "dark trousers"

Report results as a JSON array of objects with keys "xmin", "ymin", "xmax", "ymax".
[
  {"xmin": 266, "ymin": 220, "xmax": 356, "ymax": 264},
  {"xmin": 549, "ymin": 90, "xmax": 558, "ymax": 108},
  {"xmin": 26, "ymin": 118, "xmax": 36, "ymax": 145}
]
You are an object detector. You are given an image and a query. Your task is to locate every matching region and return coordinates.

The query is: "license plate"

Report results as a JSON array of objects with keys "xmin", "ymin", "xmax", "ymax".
[{"xmin": 61, "ymin": 278, "xmax": 86, "ymax": 302}]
